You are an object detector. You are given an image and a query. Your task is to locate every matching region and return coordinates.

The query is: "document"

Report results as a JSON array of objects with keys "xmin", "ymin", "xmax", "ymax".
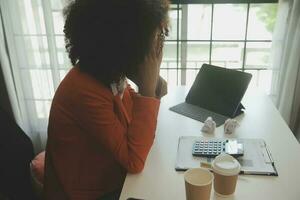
[{"xmin": 175, "ymin": 136, "xmax": 278, "ymax": 176}]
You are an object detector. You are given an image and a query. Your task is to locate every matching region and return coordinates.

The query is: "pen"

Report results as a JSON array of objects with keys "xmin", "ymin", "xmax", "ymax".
[
  {"xmin": 265, "ymin": 144, "xmax": 274, "ymax": 164},
  {"xmin": 265, "ymin": 144, "xmax": 279, "ymax": 176},
  {"xmin": 240, "ymin": 170, "xmax": 277, "ymax": 176}
]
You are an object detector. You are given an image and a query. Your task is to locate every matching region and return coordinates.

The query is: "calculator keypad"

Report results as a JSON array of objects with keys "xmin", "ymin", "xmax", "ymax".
[{"xmin": 193, "ymin": 140, "xmax": 226, "ymax": 157}]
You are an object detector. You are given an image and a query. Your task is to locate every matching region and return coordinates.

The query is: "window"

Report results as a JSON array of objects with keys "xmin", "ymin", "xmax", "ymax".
[
  {"xmin": 1, "ymin": 0, "xmax": 277, "ymax": 138},
  {"xmin": 161, "ymin": 1, "xmax": 278, "ymax": 94}
]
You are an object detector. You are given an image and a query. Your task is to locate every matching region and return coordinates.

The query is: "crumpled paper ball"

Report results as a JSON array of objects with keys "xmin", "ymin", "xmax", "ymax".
[
  {"xmin": 224, "ymin": 119, "xmax": 239, "ymax": 134},
  {"xmin": 201, "ymin": 117, "xmax": 216, "ymax": 133}
]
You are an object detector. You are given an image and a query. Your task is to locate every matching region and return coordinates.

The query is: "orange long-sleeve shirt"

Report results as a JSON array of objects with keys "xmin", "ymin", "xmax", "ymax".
[{"xmin": 44, "ymin": 67, "xmax": 160, "ymax": 200}]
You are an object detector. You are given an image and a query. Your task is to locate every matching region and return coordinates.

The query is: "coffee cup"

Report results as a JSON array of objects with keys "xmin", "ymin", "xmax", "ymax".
[
  {"xmin": 212, "ymin": 153, "xmax": 241, "ymax": 197},
  {"xmin": 184, "ymin": 168, "xmax": 214, "ymax": 200}
]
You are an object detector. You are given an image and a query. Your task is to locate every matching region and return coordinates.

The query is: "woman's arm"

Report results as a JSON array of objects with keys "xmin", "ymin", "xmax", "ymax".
[
  {"xmin": 76, "ymin": 29, "xmax": 164, "ymax": 173},
  {"xmin": 77, "ymin": 90, "xmax": 159, "ymax": 173}
]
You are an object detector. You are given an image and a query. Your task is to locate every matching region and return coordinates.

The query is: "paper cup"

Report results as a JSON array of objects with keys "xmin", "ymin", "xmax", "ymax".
[
  {"xmin": 212, "ymin": 153, "xmax": 241, "ymax": 197},
  {"xmin": 184, "ymin": 168, "xmax": 214, "ymax": 200}
]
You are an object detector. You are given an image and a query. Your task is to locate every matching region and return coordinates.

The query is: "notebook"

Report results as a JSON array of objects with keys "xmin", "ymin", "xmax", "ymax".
[{"xmin": 170, "ymin": 64, "xmax": 252, "ymax": 126}]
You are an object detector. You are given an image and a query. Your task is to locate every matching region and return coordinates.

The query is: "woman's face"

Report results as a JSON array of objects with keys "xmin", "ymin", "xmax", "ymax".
[{"xmin": 126, "ymin": 26, "xmax": 167, "ymax": 81}]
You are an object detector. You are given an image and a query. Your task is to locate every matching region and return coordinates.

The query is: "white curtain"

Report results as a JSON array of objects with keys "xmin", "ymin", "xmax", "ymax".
[
  {"xmin": 270, "ymin": 0, "xmax": 300, "ymax": 137},
  {"xmin": 0, "ymin": 0, "xmax": 69, "ymax": 151},
  {"xmin": 0, "ymin": 8, "xmax": 25, "ymax": 130}
]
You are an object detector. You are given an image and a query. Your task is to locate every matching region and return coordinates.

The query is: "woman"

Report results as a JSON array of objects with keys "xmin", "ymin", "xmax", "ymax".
[{"xmin": 44, "ymin": 0, "xmax": 169, "ymax": 199}]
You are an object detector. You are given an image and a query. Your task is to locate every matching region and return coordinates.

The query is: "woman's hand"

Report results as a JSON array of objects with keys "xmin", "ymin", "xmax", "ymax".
[
  {"xmin": 155, "ymin": 76, "xmax": 168, "ymax": 99},
  {"xmin": 134, "ymin": 30, "xmax": 163, "ymax": 98}
]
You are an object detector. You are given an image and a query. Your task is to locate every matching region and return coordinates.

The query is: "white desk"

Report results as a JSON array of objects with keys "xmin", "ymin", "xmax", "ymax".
[{"xmin": 120, "ymin": 86, "xmax": 300, "ymax": 200}]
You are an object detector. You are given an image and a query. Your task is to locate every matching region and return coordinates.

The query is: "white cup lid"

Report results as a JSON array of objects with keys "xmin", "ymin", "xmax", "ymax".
[{"xmin": 212, "ymin": 153, "xmax": 241, "ymax": 176}]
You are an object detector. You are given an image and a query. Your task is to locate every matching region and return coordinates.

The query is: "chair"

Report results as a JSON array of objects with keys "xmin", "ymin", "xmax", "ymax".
[{"xmin": 0, "ymin": 107, "xmax": 37, "ymax": 200}]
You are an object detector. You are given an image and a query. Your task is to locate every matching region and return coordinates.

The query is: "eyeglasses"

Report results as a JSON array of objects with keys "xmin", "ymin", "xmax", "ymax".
[
  {"xmin": 158, "ymin": 28, "xmax": 169, "ymax": 50},
  {"xmin": 159, "ymin": 28, "xmax": 169, "ymax": 42}
]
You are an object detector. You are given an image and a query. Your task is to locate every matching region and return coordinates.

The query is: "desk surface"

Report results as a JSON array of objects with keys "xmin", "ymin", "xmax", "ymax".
[{"xmin": 120, "ymin": 87, "xmax": 300, "ymax": 200}]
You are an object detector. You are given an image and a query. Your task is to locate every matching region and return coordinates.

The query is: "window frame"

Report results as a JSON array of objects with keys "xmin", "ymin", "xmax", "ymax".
[{"xmin": 162, "ymin": 1, "xmax": 278, "ymax": 85}]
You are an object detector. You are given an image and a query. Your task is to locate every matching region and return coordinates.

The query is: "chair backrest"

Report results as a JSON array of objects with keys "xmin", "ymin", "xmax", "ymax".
[{"xmin": 0, "ymin": 107, "xmax": 37, "ymax": 199}]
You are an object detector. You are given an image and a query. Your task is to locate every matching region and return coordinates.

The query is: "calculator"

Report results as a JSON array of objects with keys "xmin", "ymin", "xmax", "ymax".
[{"xmin": 192, "ymin": 139, "xmax": 244, "ymax": 158}]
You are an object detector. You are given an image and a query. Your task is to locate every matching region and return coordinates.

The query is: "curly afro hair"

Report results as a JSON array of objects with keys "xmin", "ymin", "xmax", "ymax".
[{"xmin": 63, "ymin": 0, "xmax": 169, "ymax": 86}]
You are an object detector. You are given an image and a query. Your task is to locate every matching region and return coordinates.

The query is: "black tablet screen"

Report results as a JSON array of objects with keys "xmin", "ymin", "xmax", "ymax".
[{"xmin": 186, "ymin": 64, "xmax": 252, "ymax": 117}]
